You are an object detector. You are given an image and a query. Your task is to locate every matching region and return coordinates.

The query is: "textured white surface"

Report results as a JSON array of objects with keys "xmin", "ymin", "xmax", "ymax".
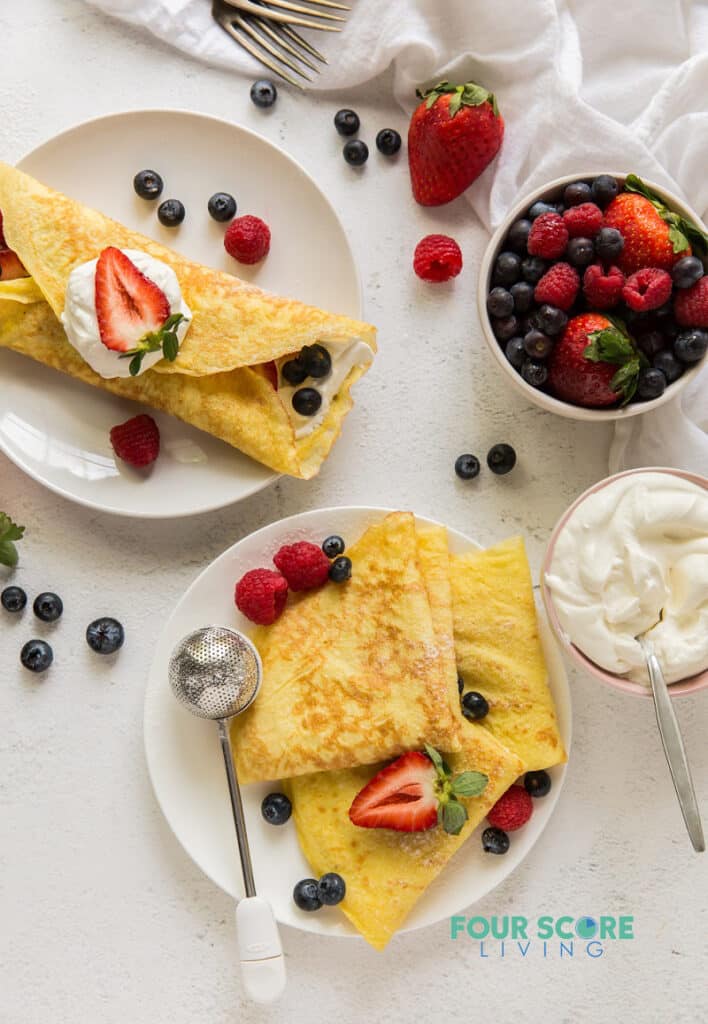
[{"xmin": 0, "ymin": 3, "xmax": 706, "ymax": 1022}]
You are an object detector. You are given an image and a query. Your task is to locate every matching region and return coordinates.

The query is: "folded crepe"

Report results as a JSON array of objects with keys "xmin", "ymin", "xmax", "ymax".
[
  {"xmin": 0, "ymin": 162, "xmax": 376, "ymax": 478},
  {"xmin": 451, "ymin": 536, "xmax": 567, "ymax": 770},
  {"xmin": 231, "ymin": 512, "xmax": 463, "ymax": 783}
]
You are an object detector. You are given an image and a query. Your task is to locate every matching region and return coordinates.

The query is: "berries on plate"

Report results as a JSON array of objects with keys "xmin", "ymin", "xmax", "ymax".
[
  {"xmin": 674, "ymin": 277, "xmax": 708, "ymax": 327},
  {"xmin": 250, "ymin": 79, "xmax": 277, "ymax": 108},
  {"xmin": 328, "ymin": 556, "xmax": 352, "ymax": 583},
  {"xmin": 487, "ymin": 443, "xmax": 516, "ymax": 475},
  {"xmin": 261, "ymin": 792, "xmax": 292, "ymax": 826},
  {"xmin": 408, "ymin": 80, "xmax": 503, "ymax": 207},
  {"xmin": 1, "ymin": 585, "xmax": 27, "ymax": 612},
  {"xmin": 482, "ymin": 826, "xmax": 510, "ymax": 854},
  {"xmin": 157, "ymin": 198, "xmax": 185, "ymax": 227},
  {"xmin": 343, "ymin": 140, "xmax": 369, "ymax": 166},
  {"xmin": 235, "ymin": 568, "xmax": 288, "ymax": 625},
  {"xmin": 562, "ymin": 202, "xmax": 603, "ymax": 239},
  {"xmin": 533, "ymin": 262, "xmax": 579, "ymax": 311},
  {"xmin": 21, "ymin": 639, "xmax": 53, "ymax": 673},
  {"xmin": 33, "ymin": 592, "xmax": 63, "ymax": 623},
  {"xmin": 582, "ymin": 263, "xmax": 624, "ymax": 309},
  {"xmin": 376, "ymin": 129, "xmax": 402, "ymax": 156},
  {"xmin": 273, "ymin": 541, "xmax": 330, "ymax": 591},
  {"xmin": 293, "ymin": 878, "xmax": 322, "ymax": 912},
  {"xmin": 86, "ymin": 617, "xmax": 125, "ymax": 654},
  {"xmin": 487, "ymin": 785, "xmax": 533, "ymax": 831},
  {"xmin": 461, "ymin": 690, "xmax": 489, "ymax": 720},
  {"xmin": 622, "ymin": 267, "xmax": 672, "ymax": 312},
  {"xmin": 224, "ymin": 215, "xmax": 271, "ymax": 264},
  {"xmin": 95, "ymin": 247, "xmax": 171, "ymax": 355},
  {"xmin": 524, "ymin": 770, "xmax": 552, "ymax": 798},
  {"xmin": 671, "ymin": 255, "xmax": 704, "ymax": 290},
  {"xmin": 317, "ymin": 872, "xmax": 346, "ymax": 906},
  {"xmin": 207, "ymin": 192, "xmax": 237, "ymax": 222},
  {"xmin": 334, "ymin": 108, "xmax": 360, "ymax": 136},
  {"xmin": 292, "ymin": 387, "xmax": 322, "ymax": 417},
  {"xmin": 548, "ymin": 313, "xmax": 641, "ymax": 407},
  {"xmin": 455, "ymin": 453, "xmax": 480, "ymax": 480},
  {"xmin": 413, "ymin": 234, "xmax": 463, "ymax": 282},
  {"xmin": 133, "ymin": 169, "xmax": 164, "ymax": 200},
  {"xmin": 527, "ymin": 213, "xmax": 568, "ymax": 260},
  {"xmin": 322, "ymin": 535, "xmax": 345, "ymax": 558},
  {"xmin": 110, "ymin": 414, "xmax": 161, "ymax": 468},
  {"xmin": 674, "ymin": 328, "xmax": 708, "ymax": 363}
]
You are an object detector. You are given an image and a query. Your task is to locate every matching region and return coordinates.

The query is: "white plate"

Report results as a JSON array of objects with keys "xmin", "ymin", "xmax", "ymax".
[
  {"xmin": 0, "ymin": 110, "xmax": 362, "ymax": 517},
  {"xmin": 144, "ymin": 507, "xmax": 572, "ymax": 941}
]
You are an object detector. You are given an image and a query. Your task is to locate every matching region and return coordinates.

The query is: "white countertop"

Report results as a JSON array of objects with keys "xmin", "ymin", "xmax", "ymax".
[{"xmin": 1, "ymin": 3, "xmax": 706, "ymax": 1022}]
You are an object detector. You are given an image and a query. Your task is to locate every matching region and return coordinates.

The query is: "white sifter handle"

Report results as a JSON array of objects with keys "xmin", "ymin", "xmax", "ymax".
[{"xmin": 236, "ymin": 896, "xmax": 286, "ymax": 1003}]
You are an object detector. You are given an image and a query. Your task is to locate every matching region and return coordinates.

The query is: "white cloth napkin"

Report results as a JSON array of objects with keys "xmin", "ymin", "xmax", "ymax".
[{"xmin": 86, "ymin": 0, "xmax": 708, "ymax": 474}]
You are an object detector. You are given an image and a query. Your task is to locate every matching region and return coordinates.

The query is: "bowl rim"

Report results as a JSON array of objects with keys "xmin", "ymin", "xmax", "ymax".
[
  {"xmin": 477, "ymin": 171, "xmax": 707, "ymax": 422},
  {"xmin": 540, "ymin": 466, "xmax": 708, "ymax": 698}
]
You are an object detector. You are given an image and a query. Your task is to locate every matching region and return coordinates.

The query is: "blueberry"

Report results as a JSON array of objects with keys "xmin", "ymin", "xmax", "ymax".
[
  {"xmin": 637, "ymin": 367, "xmax": 666, "ymax": 400},
  {"xmin": 133, "ymin": 169, "xmax": 164, "ymax": 200},
  {"xmin": 334, "ymin": 108, "xmax": 360, "ymax": 136},
  {"xmin": 486, "ymin": 287, "xmax": 514, "ymax": 319},
  {"xmin": 86, "ymin": 617, "xmax": 125, "ymax": 655},
  {"xmin": 487, "ymin": 443, "xmax": 516, "ymax": 475},
  {"xmin": 591, "ymin": 174, "xmax": 620, "ymax": 208},
  {"xmin": 322, "ymin": 535, "xmax": 345, "ymax": 558},
  {"xmin": 1, "ymin": 585, "xmax": 26, "ymax": 613},
  {"xmin": 329, "ymin": 556, "xmax": 352, "ymax": 583},
  {"xmin": 281, "ymin": 356, "xmax": 308, "ymax": 386},
  {"xmin": 672, "ymin": 255, "xmax": 704, "ymax": 289},
  {"xmin": 20, "ymin": 639, "xmax": 53, "ymax": 673},
  {"xmin": 457, "ymin": 675, "xmax": 464, "ymax": 695},
  {"xmin": 261, "ymin": 792, "xmax": 292, "ymax": 826},
  {"xmin": 375, "ymin": 129, "xmax": 401, "ymax": 156},
  {"xmin": 492, "ymin": 315, "xmax": 519, "ymax": 342},
  {"xmin": 461, "ymin": 690, "xmax": 489, "ymax": 720},
  {"xmin": 33, "ymin": 592, "xmax": 63, "ymax": 623},
  {"xmin": 528, "ymin": 200, "xmax": 558, "ymax": 220},
  {"xmin": 520, "ymin": 311, "xmax": 542, "ymax": 335},
  {"xmin": 318, "ymin": 872, "xmax": 346, "ymax": 906},
  {"xmin": 536, "ymin": 304, "xmax": 568, "ymax": 337},
  {"xmin": 521, "ymin": 359, "xmax": 549, "ymax": 387},
  {"xmin": 482, "ymin": 826, "xmax": 510, "ymax": 854},
  {"xmin": 455, "ymin": 454, "xmax": 481, "ymax": 480},
  {"xmin": 292, "ymin": 388, "xmax": 322, "ymax": 416},
  {"xmin": 302, "ymin": 344, "xmax": 332, "ymax": 379},
  {"xmin": 343, "ymin": 140, "xmax": 368, "ymax": 166},
  {"xmin": 637, "ymin": 330, "xmax": 664, "ymax": 359},
  {"xmin": 524, "ymin": 770, "xmax": 552, "ymax": 798},
  {"xmin": 563, "ymin": 181, "xmax": 592, "ymax": 207},
  {"xmin": 250, "ymin": 79, "xmax": 277, "ymax": 108},
  {"xmin": 674, "ymin": 328, "xmax": 708, "ymax": 364},
  {"xmin": 506, "ymin": 219, "xmax": 531, "ymax": 253},
  {"xmin": 293, "ymin": 878, "xmax": 322, "ymax": 911},
  {"xmin": 504, "ymin": 337, "xmax": 526, "ymax": 370},
  {"xmin": 207, "ymin": 192, "xmax": 237, "ymax": 222},
  {"xmin": 594, "ymin": 226, "xmax": 624, "ymax": 261},
  {"xmin": 653, "ymin": 349, "xmax": 684, "ymax": 383},
  {"xmin": 523, "ymin": 329, "xmax": 553, "ymax": 360},
  {"xmin": 521, "ymin": 256, "xmax": 547, "ymax": 284},
  {"xmin": 493, "ymin": 252, "xmax": 521, "ymax": 287},
  {"xmin": 510, "ymin": 281, "xmax": 535, "ymax": 314},
  {"xmin": 567, "ymin": 237, "xmax": 595, "ymax": 268},
  {"xmin": 157, "ymin": 199, "xmax": 185, "ymax": 227}
]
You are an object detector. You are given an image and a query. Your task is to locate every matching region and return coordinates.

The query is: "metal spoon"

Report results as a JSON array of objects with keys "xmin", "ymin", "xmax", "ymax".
[
  {"xmin": 637, "ymin": 632, "xmax": 705, "ymax": 853},
  {"xmin": 169, "ymin": 626, "xmax": 286, "ymax": 1002}
]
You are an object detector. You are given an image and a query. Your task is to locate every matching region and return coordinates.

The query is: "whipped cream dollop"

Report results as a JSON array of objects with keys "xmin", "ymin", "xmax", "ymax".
[
  {"xmin": 279, "ymin": 340, "xmax": 373, "ymax": 439},
  {"xmin": 61, "ymin": 249, "xmax": 191, "ymax": 379},
  {"xmin": 545, "ymin": 472, "xmax": 708, "ymax": 685}
]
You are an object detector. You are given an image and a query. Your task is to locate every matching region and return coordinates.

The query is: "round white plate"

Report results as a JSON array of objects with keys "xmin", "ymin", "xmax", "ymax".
[
  {"xmin": 145, "ymin": 507, "xmax": 572, "ymax": 941},
  {"xmin": 1, "ymin": 110, "xmax": 362, "ymax": 517}
]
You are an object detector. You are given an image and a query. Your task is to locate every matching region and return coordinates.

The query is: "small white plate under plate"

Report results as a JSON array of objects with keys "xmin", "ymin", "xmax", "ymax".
[
  {"xmin": 0, "ymin": 110, "xmax": 362, "ymax": 517},
  {"xmin": 144, "ymin": 507, "xmax": 572, "ymax": 942}
]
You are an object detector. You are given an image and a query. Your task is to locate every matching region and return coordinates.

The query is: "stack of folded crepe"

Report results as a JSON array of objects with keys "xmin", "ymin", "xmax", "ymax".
[
  {"xmin": 0, "ymin": 162, "xmax": 376, "ymax": 479},
  {"xmin": 231, "ymin": 512, "xmax": 567, "ymax": 950}
]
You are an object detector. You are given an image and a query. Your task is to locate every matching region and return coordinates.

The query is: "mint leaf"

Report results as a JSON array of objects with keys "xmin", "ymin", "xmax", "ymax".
[
  {"xmin": 451, "ymin": 771, "xmax": 489, "ymax": 798},
  {"xmin": 585, "ymin": 327, "xmax": 635, "ymax": 363},
  {"xmin": 424, "ymin": 744, "xmax": 447, "ymax": 777},
  {"xmin": 442, "ymin": 798, "xmax": 468, "ymax": 836},
  {"xmin": 163, "ymin": 333, "xmax": 179, "ymax": 361},
  {"xmin": 128, "ymin": 353, "xmax": 143, "ymax": 377},
  {"xmin": 0, "ymin": 513, "xmax": 25, "ymax": 567}
]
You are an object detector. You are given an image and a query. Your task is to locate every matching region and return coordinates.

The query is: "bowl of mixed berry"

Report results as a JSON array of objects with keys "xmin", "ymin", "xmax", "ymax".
[{"xmin": 478, "ymin": 172, "xmax": 708, "ymax": 419}]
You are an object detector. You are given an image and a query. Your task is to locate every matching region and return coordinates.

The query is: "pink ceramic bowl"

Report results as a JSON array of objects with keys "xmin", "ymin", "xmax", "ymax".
[{"xmin": 541, "ymin": 467, "xmax": 708, "ymax": 698}]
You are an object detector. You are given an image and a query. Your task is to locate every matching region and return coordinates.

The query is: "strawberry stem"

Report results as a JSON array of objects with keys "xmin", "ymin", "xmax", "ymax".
[
  {"xmin": 416, "ymin": 81, "xmax": 499, "ymax": 118},
  {"xmin": 624, "ymin": 174, "xmax": 707, "ymax": 260},
  {"xmin": 424, "ymin": 744, "xmax": 488, "ymax": 835},
  {"xmin": 119, "ymin": 312, "xmax": 187, "ymax": 376}
]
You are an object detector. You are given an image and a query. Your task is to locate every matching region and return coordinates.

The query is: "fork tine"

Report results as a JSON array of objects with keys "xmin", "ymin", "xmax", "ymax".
[
  {"xmin": 249, "ymin": 17, "xmax": 321, "ymax": 72},
  {"xmin": 277, "ymin": 0, "xmax": 350, "ymax": 8},
  {"xmin": 220, "ymin": 0, "xmax": 342, "ymax": 31},
  {"xmin": 234, "ymin": 14, "xmax": 313, "ymax": 79},
  {"xmin": 273, "ymin": 21, "xmax": 328, "ymax": 63},
  {"xmin": 213, "ymin": 7, "xmax": 305, "ymax": 87},
  {"xmin": 256, "ymin": 0, "xmax": 346, "ymax": 22}
]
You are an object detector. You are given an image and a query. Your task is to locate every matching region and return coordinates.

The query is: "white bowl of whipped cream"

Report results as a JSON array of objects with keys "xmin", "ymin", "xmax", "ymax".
[{"xmin": 541, "ymin": 468, "xmax": 708, "ymax": 697}]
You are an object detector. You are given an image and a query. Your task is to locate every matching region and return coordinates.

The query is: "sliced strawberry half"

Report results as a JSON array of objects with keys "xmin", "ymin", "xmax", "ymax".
[{"xmin": 95, "ymin": 247, "xmax": 170, "ymax": 353}]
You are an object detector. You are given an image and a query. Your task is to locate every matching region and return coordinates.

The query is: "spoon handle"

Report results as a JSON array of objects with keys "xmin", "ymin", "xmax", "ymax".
[
  {"xmin": 218, "ymin": 718, "xmax": 257, "ymax": 896},
  {"xmin": 645, "ymin": 649, "xmax": 705, "ymax": 853}
]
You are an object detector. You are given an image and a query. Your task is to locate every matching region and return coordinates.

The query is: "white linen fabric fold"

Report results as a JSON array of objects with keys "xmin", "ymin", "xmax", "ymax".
[{"xmin": 85, "ymin": 0, "xmax": 708, "ymax": 472}]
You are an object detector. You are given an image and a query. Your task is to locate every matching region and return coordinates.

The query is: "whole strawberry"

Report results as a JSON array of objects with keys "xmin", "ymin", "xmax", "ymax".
[
  {"xmin": 674, "ymin": 276, "xmax": 708, "ymax": 327},
  {"xmin": 408, "ymin": 81, "xmax": 504, "ymax": 206},
  {"xmin": 603, "ymin": 175, "xmax": 694, "ymax": 274},
  {"xmin": 548, "ymin": 313, "xmax": 643, "ymax": 408}
]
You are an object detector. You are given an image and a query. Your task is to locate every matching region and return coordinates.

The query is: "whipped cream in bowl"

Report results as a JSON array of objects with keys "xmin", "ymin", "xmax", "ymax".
[{"xmin": 541, "ymin": 469, "xmax": 708, "ymax": 697}]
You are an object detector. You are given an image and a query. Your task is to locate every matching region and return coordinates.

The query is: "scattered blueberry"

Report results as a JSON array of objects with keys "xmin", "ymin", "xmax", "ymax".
[
  {"xmin": 521, "ymin": 359, "xmax": 549, "ymax": 387},
  {"xmin": 292, "ymin": 388, "xmax": 322, "ymax": 416},
  {"xmin": 455, "ymin": 454, "xmax": 481, "ymax": 480},
  {"xmin": 461, "ymin": 690, "xmax": 489, "ymax": 720},
  {"xmin": 133, "ymin": 169, "xmax": 164, "ymax": 200},
  {"xmin": 524, "ymin": 770, "xmax": 552, "ymax": 798},
  {"xmin": 523, "ymin": 329, "xmax": 553, "ymax": 360},
  {"xmin": 536, "ymin": 304, "xmax": 567, "ymax": 337},
  {"xmin": 86, "ymin": 617, "xmax": 125, "ymax": 655},
  {"xmin": 293, "ymin": 878, "xmax": 322, "ymax": 911},
  {"xmin": 653, "ymin": 349, "xmax": 683, "ymax": 383},
  {"xmin": 157, "ymin": 199, "xmax": 185, "ymax": 227},
  {"xmin": 504, "ymin": 337, "xmax": 526, "ymax": 370},
  {"xmin": 510, "ymin": 281, "xmax": 535, "ymax": 314},
  {"xmin": 591, "ymin": 174, "xmax": 620, "ymax": 207},
  {"xmin": 302, "ymin": 344, "xmax": 332, "ymax": 379},
  {"xmin": 322, "ymin": 535, "xmax": 345, "ymax": 559},
  {"xmin": 594, "ymin": 226, "xmax": 624, "ymax": 261},
  {"xmin": 672, "ymin": 255, "xmax": 704, "ymax": 290},
  {"xmin": 250, "ymin": 79, "xmax": 277, "ymax": 108},
  {"xmin": 281, "ymin": 356, "xmax": 309, "ymax": 386},
  {"xmin": 1, "ymin": 585, "xmax": 26, "ymax": 613},
  {"xmin": 528, "ymin": 200, "xmax": 558, "ymax": 220},
  {"xmin": 506, "ymin": 219, "xmax": 531, "ymax": 253},
  {"xmin": 566, "ymin": 237, "xmax": 595, "ymax": 268},
  {"xmin": 563, "ymin": 181, "xmax": 592, "ymax": 207},
  {"xmin": 482, "ymin": 826, "xmax": 510, "ymax": 854},
  {"xmin": 637, "ymin": 367, "xmax": 666, "ymax": 400},
  {"xmin": 261, "ymin": 792, "xmax": 292, "ymax": 826},
  {"xmin": 487, "ymin": 443, "xmax": 516, "ymax": 475},
  {"xmin": 20, "ymin": 639, "xmax": 53, "ymax": 673},
  {"xmin": 33, "ymin": 592, "xmax": 63, "ymax": 623},
  {"xmin": 674, "ymin": 328, "xmax": 708, "ymax": 364},
  {"xmin": 343, "ymin": 139, "xmax": 368, "ymax": 166},
  {"xmin": 637, "ymin": 330, "xmax": 664, "ymax": 359},
  {"xmin": 457, "ymin": 674, "xmax": 465, "ymax": 695},
  {"xmin": 207, "ymin": 192, "xmax": 237, "ymax": 222},
  {"xmin": 520, "ymin": 256, "xmax": 547, "ymax": 284},
  {"xmin": 329, "ymin": 556, "xmax": 352, "ymax": 583},
  {"xmin": 493, "ymin": 252, "xmax": 522, "ymax": 287},
  {"xmin": 487, "ymin": 287, "xmax": 514, "ymax": 319},
  {"xmin": 334, "ymin": 108, "xmax": 360, "ymax": 136},
  {"xmin": 491, "ymin": 315, "xmax": 519, "ymax": 342},
  {"xmin": 375, "ymin": 128, "xmax": 401, "ymax": 156},
  {"xmin": 318, "ymin": 872, "xmax": 346, "ymax": 906}
]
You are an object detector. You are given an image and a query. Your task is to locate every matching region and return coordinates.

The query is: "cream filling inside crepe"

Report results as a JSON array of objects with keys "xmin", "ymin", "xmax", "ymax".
[{"xmin": 278, "ymin": 339, "xmax": 374, "ymax": 439}]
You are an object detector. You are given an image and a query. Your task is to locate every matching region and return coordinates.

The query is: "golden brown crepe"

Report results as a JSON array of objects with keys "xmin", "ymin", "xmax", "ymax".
[{"xmin": 0, "ymin": 162, "xmax": 376, "ymax": 478}]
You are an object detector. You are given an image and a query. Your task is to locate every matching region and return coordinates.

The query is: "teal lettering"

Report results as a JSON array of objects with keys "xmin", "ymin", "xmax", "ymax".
[
  {"xmin": 537, "ymin": 916, "xmax": 553, "ymax": 939},
  {"xmin": 450, "ymin": 916, "xmax": 466, "ymax": 940},
  {"xmin": 512, "ymin": 916, "xmax": 528, "ymax": 939},
  {"xmin": 491, "ymin": 917, "xmax": 509, "ymax": 939},
  {"xmin": 599, "ymin": 917, "xmax": 616, "ymax": 939},
  {"xmin": 619, "ymin": 917, "xmax": 634, "ymax": 939},
  {"xmin": 556, "ymin": 916, "xmax": 574, "ymax": 939},
  {"xmin": 467, "ymin": 917, "xmax": 489, "ymax": 939}
]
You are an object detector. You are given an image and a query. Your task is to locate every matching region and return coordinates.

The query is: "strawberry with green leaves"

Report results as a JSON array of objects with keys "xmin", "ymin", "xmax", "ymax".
[
  {"xmin": 408, "ymin": 81, "xmax": 504, "ymax": 207},
  {"xmin": 0, "ymin": 513, "xmax": 25, "ymax": 567},
  {"xmin": 548, "ymin": 313, "xmax": 645, "ymax": 408}
]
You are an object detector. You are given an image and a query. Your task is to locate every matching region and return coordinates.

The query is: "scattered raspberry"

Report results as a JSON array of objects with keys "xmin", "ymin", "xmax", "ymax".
[
  {"xmin": 583, "ymin": 263, "xmax": 624, "ymax": 309},
  {"xmin": 527, "ymin": 213, "xmax": 568, "ymax": 259},
  {"xmin": 563, "ymin": 202, "xmax": 603, "ymax": 238},
  {"xmin": 622, "ymin": 267, "xmax": 673, "ymax": 312},
  {"xmin": 413, "ymin": 234, "xmax": 463, "ymax": 282},
  {"xmin": 533, "ymin": 262, "xmax": 579, "ymax": 311},
  {"xmin": 487, "ymin": 785, "xmax": 533, "ymax": 832},
  {"xmin": 273, "ymin": 541, "xmax": 330, "ymax": 591},
  {"xmin": 224, "ymin": 215, "xmax": 271, "ymax": 264},
  {"xmin": 674, "ymin": 276, "xmax": 708, "ymax": 327},
  {"xmin": 235, "ymin": 568, "xmax": 288, "ymax": 625},
  {"xmin": 109, "ymin": 414, "xmax": 160, "ymax": 468}
]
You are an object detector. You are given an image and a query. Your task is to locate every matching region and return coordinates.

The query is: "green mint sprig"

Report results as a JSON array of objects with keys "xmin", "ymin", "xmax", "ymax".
[
  {"xmin": 424, "ymin": 744, "xmax": 488, "ymax": 836},
  {"xmin": 119, "ymin": 312, "xmax": 187, "ymax": 377},
  {"xmin": 0, "ymin": 513, "xmax": 25, "ymax": 568},
  {"xmin": 624, "ymin": 174, "xmax": 708, "ymax": 260}
]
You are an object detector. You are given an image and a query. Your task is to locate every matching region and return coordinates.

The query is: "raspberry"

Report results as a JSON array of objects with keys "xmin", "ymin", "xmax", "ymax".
[
  {"xmin": 526, "ymin": 213, "xmax": 568, "ymax": 259},
  {"xmin": 533, "ymin": 262, "xmax": 579, "ymax": 311},
  {"xmin": 674, "ymin": 276, "xmax": 708, "ymax": 327},
  {"xmin": 273, "ymin": 541, "xmax": 330, "ymax": 591},
  {"xmin": 235, "ymin": 568, "xmax": 288, "ymax": 625},
  {"xmin": 622, "ymin": 267, "xmax": 673, "ymax": 313},
  {"xmin": 487, "ymin": 785, "xmax": 533, "ymax": 832},
  {"xmin": 109, "ymin": 414, "xmax": 160, "ymax": 468},
  {"xmin": 562, "ymin": 202, "xmax": 603, "ymax": 238},
  {"xmin": 224, "ymin": 215, "xmax": 271, "ymax": 264},
  {"xmin": 583, "ymin": 263, "xmax": 624, "ymax": 309},
  {"xmin": 413, "ymin": 234, "xmax": 463, "ymax": 282}
]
